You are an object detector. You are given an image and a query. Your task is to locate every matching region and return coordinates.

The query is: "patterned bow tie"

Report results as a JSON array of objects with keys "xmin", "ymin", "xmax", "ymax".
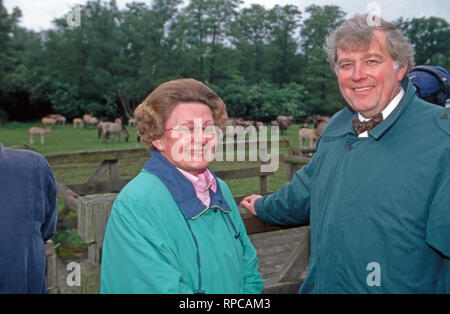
[{"xmin": 352, "ymin": 113, "xmax": 383, "ymax": 136}]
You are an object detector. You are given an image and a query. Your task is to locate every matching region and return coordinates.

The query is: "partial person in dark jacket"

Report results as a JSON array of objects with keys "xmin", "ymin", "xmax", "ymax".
[{"xmin": 0, "ymin": 143, "xmax": 57, "ymax": 294}]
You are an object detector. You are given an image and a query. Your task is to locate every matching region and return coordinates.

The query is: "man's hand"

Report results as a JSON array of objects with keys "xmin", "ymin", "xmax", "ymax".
[{"xmin": 240, "ymin": 194, "xmax": 263, "ymax": 216}]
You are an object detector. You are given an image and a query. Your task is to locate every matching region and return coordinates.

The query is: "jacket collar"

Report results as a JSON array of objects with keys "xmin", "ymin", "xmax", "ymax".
[
  {"xmin": 143, "ymin": 150, "xmax": 231, "ymax": 220},
  {"xmin": 324, "ymin": 78, "xmax": 416, "ymax": 140}
]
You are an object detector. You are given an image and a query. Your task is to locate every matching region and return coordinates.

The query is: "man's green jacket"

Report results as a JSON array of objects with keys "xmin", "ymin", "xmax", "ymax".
[{"xmin": 256, "ymin": 79, "xmax": 450, "ymax": 293}]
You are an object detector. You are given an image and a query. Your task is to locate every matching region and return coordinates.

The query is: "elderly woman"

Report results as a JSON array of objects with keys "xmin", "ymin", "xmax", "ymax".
[{"xmin": 100, "ymin": 78, "xmax": 263, "ymax": 294}]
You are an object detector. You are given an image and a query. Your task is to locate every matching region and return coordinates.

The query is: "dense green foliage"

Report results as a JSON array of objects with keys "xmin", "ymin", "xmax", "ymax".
[{"xmin": 0, "ymin": 0, "xmax": 448, "ymax": 122}]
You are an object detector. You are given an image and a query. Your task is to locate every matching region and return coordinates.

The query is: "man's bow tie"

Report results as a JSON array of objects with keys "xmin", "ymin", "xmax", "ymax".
[{"xmin": 352, "ymin": 113, "xmax": 383, "ymax": 136}]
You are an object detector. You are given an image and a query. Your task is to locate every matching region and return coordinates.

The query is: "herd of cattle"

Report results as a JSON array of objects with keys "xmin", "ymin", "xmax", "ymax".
[
  {"xmin": 26, "ymin": 113, "xmax": 330, "ymax": 149},
  {"xmin": 28, "ymin": 114, "xmax": 133, "ymax": 145},
  {"xmin": 228, "ymin": 115, "xmax": 330, "ymax": 149}
]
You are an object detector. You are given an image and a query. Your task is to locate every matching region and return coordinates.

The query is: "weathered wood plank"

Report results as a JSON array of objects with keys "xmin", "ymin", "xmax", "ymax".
[
  {"xmin": 86, "ymin": 160, "xmax": 114, "ymax": 185},
  {"xmin": 233, "ymin": 192, "xmax": 272, "ymax": 206},
  {"xmin": 284, "ymin": 154, "xmax": 310, "ymax": 165},
  {"xmin": 299, "ymin": 147, "xmax": 316, "ymax": 157},
  {"xmin": 46, "ymin": 139, "xmax": 289, "ymax": 166},
  {"xmin": 77, "ymin": 193, "xmax": 117, "ymax": 246},
  {"xmin": 45, "ymin": 240, "xmax": 59, "ymax": 294},
  {"xmin": 220, "ymin": 138, "xmax": 290, "ymax": 151},
  {"xmin": 68, "ymin": 178, "xmax": 129, "ymax": 195},
  {"xmin": 250, "ymin": 226, "xmax": 309, "ymax": 293},
  {"xmin": 45, "ymin": 147, "xmax": 149, "ymax": 165},
  {"xmin": 56, "ymin": 182, "xmax": 82, "ymax": 213},
  {"xmin": 214, "ymin": 167, "xmax": 275, "ymax": 180},
  {"xmin": 270, "ymin": 229, "xmax": 310, "ymax": 284},
  {"xmin": 262, "ymin": 281, "xmax": 304, "ymax": 294}
]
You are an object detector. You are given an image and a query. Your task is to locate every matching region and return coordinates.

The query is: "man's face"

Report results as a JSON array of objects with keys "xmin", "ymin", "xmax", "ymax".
[{"xmin": 336, "ymin": 30, "xmax": 407, "ymax": 118}]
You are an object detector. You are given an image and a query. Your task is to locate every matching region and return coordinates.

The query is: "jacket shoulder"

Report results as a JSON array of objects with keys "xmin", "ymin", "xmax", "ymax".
[
  {"xmin": 112, "ymin": 170, "xmax": 172, "ymax": 218},
  {"xmin": 1, "ymin": 147, "xmax": 49, "ymax": 169},
  {"xmin": 0, "ymin": 148, "xmax": 53, "ymax": 185},
  {"xmin": 434, "ymin": 107, "xmax": 450, "ymax": 136},
  {"xmin": 408, "ymin": 97, "xmax": 450, "ymax": 136},
  {"xmin": 319, "ymin": 107, "xmax": 354, "ymax": 137}
]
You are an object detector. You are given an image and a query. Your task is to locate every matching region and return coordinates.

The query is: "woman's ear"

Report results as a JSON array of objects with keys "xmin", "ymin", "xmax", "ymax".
[{"xmin": 152, "ymin": 139, "xmax": 164, "ymax": 151}]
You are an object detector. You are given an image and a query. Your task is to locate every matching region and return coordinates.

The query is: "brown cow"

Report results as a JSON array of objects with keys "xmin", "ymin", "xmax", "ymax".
[
  {"xmin": 306, "ymin": 115, "xmax": 331, "ymax": 136},
  {"xmin": 83, "ymin": 115, "xmax": 98, "ymax": 128},
  {"xmin": 73, "ymin": 118, "xmax": 84, "ymax": 128},
  {"xmin": 299, "ymin": 127, "xmax": 319, "ymax": 149},
  {"xmin": 41, "ymin": 117, "xmax": 57, "ymax": 127},
  {"xmin": 29, "ymin": 127, "xmax": 52, "ymax": 145},
  {"xmin": 46, "ymin": 114, "xmax": 66, "ymax": 125},
  {"xmin": 276, "ymin": 115, "xmax": 294, "ymax": 135},
  {"xmin": 316, "ymin": 116, "xmax": 330, "ymax": 136}
]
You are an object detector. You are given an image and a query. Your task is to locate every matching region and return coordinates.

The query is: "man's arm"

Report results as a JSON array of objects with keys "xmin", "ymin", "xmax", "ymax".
[{"xmin": 241, "ymin": 164, "xmax": 313, "ymax": 226}]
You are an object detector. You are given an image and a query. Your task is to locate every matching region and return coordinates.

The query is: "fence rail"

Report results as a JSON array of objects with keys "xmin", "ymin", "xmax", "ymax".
[{"xmin": 47, "ymin": 139, "xmax": 293, "ymax": 196}]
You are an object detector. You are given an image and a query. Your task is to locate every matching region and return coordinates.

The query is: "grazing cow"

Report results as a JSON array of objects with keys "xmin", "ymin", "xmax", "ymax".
[
  {"xmin": 316, "ymin": 116, "xmax": 330, "ymax": 136},
  {"xmin": 41, "ymin": 117, "xmax": 57, "ymax": 127},
  {"xmin": 82, "ymin": 113, "xmax": 92, "ymax": 122},
  {"xmin": 227, "ymin": 117, "xmax": 237, "ymax": 127},
  {"xmin": 84, "ymin": 116, "xmax": 98, "ymax": 129},
  {"xmin": 299, "ymin": 126, "xmax": 319, "ymax": 149},
  {"xmin": 82, "ymin": 114, "xmax": 97, "ymax": 128},
  {"xmin": 255, "ymin": 121, "xmax": 264, "ymax": 132},
  {"xmin": 276, "ymin": 115, "xmax": 294, "ymax": 135},
  {"xmin": 29, "ymin": 127, "xmax": 52, "ymax": 145},
  {"xmin": 73, "ymin": 118, "xmax": 84, "ymax": 128},
  {"xmin": 306, "ymin": 115, "xmax": 331, "ymax": 136},
  {"xmin": 46, "ymin": 114, "xmax": 66, "ymax": 125},
  {"xmin": 98, "ymin": 121, "xmax": 129, "ymax": 143},
  {"xmin": 230, "ymin": 117, "xmax": 244, "ymax": 127},
  {"xmin": 239, "ymin": 120, "xmax": 255, "ymax": 127},
  {"xmin": 128, "ymin": 118, "xmax": 136, "ymax": 127}
]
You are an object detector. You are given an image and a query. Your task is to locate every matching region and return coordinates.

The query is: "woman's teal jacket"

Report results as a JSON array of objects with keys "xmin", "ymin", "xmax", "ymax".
[{"xmin": 100, "ymin": 153, "xmax": 263, "ymax": 294}]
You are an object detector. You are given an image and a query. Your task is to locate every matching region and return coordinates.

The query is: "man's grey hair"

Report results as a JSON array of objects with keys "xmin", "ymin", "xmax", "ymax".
[{"xmin": 324, "ymin": 14, "xmax": 415, "ymax": 75}]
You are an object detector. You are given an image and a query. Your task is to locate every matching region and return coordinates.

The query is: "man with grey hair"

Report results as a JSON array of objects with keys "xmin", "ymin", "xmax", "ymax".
[{"xmin": 241, "ymin": 14, "xmax": 449, "ymax": 293}]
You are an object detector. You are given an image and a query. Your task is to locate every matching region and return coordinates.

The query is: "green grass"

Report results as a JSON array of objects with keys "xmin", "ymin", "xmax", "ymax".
[
  {"xmin": 0, "ymin": 121, "xmax": 303, "ymax": 192},
  {"xmin": 0, "ymin": 122, "xmax": 138, "ymax": 155}
]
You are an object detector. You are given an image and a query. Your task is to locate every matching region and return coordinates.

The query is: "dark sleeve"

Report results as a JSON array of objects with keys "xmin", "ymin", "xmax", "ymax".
[
  {"xmin": 255, "ymin": 162, "xmax": 312, "ymax": 226},
  {"xmin": 39, "ymin": 156, "xmax": 58, "ymax": 241}
]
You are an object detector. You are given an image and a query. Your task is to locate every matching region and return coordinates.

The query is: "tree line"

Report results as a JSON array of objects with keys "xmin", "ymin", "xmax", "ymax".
[{"xmin": 0, "ymin": 0, "xmax": 448, "ymax": 122}]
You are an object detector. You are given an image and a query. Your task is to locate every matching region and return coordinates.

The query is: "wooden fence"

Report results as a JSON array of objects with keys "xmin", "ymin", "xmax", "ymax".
[
  {"xmin": 47, "ymin": 138, "xmax": 293, "ymax": 196},
  {"xmin": 51, "ymin": 142, "xmax": 313, "ymax": 294}
]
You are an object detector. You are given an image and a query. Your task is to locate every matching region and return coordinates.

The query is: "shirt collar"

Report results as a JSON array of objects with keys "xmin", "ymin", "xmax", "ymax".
[
  {"xmin": 320, "ymin": 78, "xmax": 415, "ymax": 140},
  {"xmin": 143, "ymin": 151, "xmax": 229, "ymax": 220},
  {"xmin": 358, "ymin": 87, "xmax": 405, "ymax": 122},
  {"xmin": 176, "ymin": 167, "xmax": 217, "ymax": 193}
]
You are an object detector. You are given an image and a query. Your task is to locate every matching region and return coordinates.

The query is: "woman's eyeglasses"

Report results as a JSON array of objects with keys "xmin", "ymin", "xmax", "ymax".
[{"xmin": 165, "ymin": 125, "xmax": 217, "ymax": 138}]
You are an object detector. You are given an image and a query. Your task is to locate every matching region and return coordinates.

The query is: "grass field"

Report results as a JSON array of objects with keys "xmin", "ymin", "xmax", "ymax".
[
  {"xmin": 0, "ymin": 121, "xmax": 304, "ymax": 195},
  {"xmin": 0, "ymin": 121, "xmax": 305, "ymax": 258}
]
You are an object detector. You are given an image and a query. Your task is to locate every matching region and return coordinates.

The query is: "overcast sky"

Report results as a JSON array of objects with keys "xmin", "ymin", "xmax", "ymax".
[{"xmin": 3, "ymin": 0, "xmax": 450, "ymax": 32}]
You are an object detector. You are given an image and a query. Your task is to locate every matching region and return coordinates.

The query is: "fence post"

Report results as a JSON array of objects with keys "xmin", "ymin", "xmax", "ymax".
[
  {"xmin": 77, "ymin": 193, "xmax": 117, "ymax": 293},
  {"xmin": 284, "ymin": 155, "xmax": 310, "ymax": 183},
  {"xmin": 45, "ymin": 240, "xmax": 59, "ymax": 294}
]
